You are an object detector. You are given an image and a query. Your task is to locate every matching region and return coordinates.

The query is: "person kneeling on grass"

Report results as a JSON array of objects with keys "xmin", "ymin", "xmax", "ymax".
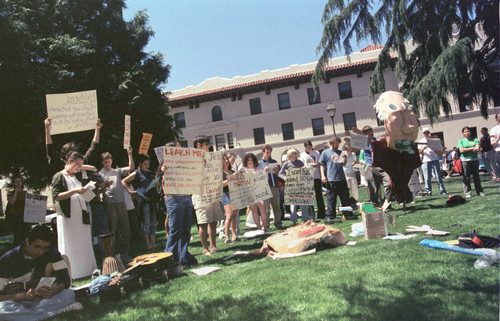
[{"xmin": 0, "ymin": 225, "xmax": 81, "ymax": 321}]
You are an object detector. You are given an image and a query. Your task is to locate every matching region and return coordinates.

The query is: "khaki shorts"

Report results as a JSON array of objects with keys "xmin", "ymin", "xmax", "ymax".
[{"xmin": 192, "ymin": 195, "xmax": 224, "ymax": 224}]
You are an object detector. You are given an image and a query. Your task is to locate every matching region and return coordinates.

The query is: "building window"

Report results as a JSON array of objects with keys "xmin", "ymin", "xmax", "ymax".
[
  {"xmin": 282, "ymin": 123, "xmax": 294, "ymax": 141},
  {"xmin": 227, "ymin": 132, "xmax": 234, "ymax": 149},
  {"xmin": 278, "ymin": 93, "xmax": 291, "ymax": 110},
  {"xmin": 212, "ymin": 105, "xmax": 223, "ymax": 122},
  {"xmin": 342, "ymin": 112, "xmax": 357, "ymax": 131},
  {"xmin": 179, "ymin": 140, "xmax": 188, "ymax": 147},
  {"xmin": 458, "ymin": 93, "xmax": 473, "ymax": 112},
  {"xmin": 215, "ymin": 134, "xmax": 226, "ymax": 150},
  {"xmin": 253, "ymin": 128, "xmax": 265, "ymax": 145},
  {"xmin": 307, "ymin": 88, "xmax": 321, "ymax": 105},
  {"xmin": 250, "ymin": 98, "xmax": 262, "ymax": 115},
  {"xmin": 174, "ymin": 112, "xmax": 185, "ymax": 128},
  {"xmin": 312, "ymin": 118, "xmax": 325, "ymax": 136},
  {"xmin": 338, "ymin": 81, "xmax": 353, "ymax": 100}
]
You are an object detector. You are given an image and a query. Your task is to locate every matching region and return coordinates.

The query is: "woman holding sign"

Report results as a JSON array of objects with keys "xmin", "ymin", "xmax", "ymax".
[
  {"xmin": 51, "ymin": 152, "xmax": 97, "ymax": 279},
  {"xmin": 243, "ymin": 153, "xmax": 269, "ymax": 231},
  {"xmin": 222, "ymin": 154, "xmax": 239, "ymax": 244},
  {"xmin": 122, "ymin": 154, "xmax": 159, "ymax": 252}
]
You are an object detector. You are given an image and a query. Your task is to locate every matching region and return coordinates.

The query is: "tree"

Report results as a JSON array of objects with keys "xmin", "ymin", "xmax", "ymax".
[
  {"xmin": 0, "ymin": 0, "xmax": 179, "ymax": 189},
  {"xmin": 312, "ymin": 0, "xmax": 499, "ymax": 122}
]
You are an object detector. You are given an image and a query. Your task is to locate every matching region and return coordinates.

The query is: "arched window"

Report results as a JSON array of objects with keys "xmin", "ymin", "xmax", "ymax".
[{"xmin": 212, "ymin": 105, "xmax": 223, "ymax": 122}]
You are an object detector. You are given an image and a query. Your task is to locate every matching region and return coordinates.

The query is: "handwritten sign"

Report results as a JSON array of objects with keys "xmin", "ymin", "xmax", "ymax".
[
  {"xmin": 123, "ymin": 115, "xmax": 131, "ymax": 149},
  {"xmin": 24, "ymin": 193, "xmax": 48, "ymax": 223},
  {"xmin": 350, "ymin": 132, "xmax": 369, "ymax": 150},
  {"xmin": 426, "ymin": 138, "xmax": 443, "ymax": 152},
  {"xmin": 139, "ymin": 133, "xmax": 153, "ymax": 155},
  {"xmin": 253, "ymin": 171, "xmax": 272, "ymax": 203},
  {"xmin": 228, "ymin": 172, "xmax": 255, "ymax": 210},
  {"xmin": 198, "ymin": 151, "xmax": 223, "ymax": 204},
  {"xmin": 284, "ymin": 168, "xmax": 314, "ymax": 205},
  {"xmin": 162, "ymin": 147, "xmax": 205, "ymax": 195},
  {"xmin": 154, "ymin": 146, "xmax": 165, "ymax": 164},
  {"xmin": 46, "ymin": 90, "xmax": 98, "ymax": 135}
]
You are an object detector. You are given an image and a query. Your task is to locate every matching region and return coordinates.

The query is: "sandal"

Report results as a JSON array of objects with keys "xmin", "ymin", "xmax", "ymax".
[
  {"xmin": 232, "ymin": 237, "xmax": 242, "ymax": 242},
  {"xmin": 224, "ymin": 239, "xmax": 234, "ymax": 245},
  {"xmin": 203, "ymin": 250, "xmax": 211, "ymax": 256},
  {"xmin": 210, "ymin": 248, "xmax": 220, "ymax": 254}
]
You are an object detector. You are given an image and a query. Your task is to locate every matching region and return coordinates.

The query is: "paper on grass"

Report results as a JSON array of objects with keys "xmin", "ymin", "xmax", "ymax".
[
  {"xmin": 243, "ymin": 230, "xmax": 265, "ymax": 238},
  {"xmin": 191, "ymin": 266, "xmax": 220, "ymax": 276},
  {"xmin": 382, "ymin": 234, "xmax": 418, "ymax": 240},
  {"xmin": 223, "ymin": 251, "xmax": 250, "ymax": 261}
]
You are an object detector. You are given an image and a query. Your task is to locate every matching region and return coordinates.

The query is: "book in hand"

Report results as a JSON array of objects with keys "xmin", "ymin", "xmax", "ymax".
[{"xmin": 36, "ymin": 277, "xmax": 56, "ymax": 289}]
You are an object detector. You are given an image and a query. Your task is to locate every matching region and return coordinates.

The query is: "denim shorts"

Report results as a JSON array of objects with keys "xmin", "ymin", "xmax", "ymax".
[{"xmin": 221, "ymin": 192, "xmax": 231, "ymax": 206}]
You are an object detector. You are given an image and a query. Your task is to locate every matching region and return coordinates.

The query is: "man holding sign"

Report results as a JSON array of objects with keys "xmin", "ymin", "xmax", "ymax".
[{"xmin": 418, "ymin": 128, "xmax": 447, "ymax": 196}]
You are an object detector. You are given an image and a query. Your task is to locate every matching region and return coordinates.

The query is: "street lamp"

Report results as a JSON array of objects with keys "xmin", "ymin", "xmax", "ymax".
[{"xmin": 326, "ymin": 102, "xmax": 337, "ymax": 136}]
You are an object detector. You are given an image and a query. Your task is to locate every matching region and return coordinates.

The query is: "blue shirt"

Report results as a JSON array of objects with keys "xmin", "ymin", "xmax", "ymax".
[
  {"xmin": 319, "ymin": 149, "xmax": 346, "ymax": 181},
  {"xmin": 258, "ymin": 158, "xmax": 279, "ymax": 187}
]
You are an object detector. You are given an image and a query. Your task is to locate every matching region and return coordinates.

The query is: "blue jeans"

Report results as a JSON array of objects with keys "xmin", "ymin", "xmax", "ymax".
[
  {"xmin": 139, "ymin": 202, "xmax": 158, "ymax": 236},
  {"xmin": 164, "ymin": 195, "xmax": 197, "ymax": 266},
  {"xmin": 90, "ymin": 203, "xmax": 108, "ymax": 259},
  {"xmin": 0, "ymin": 289, "xmax": 74, "ymax": 321},
  {"xmin": 422, "ymin": 160, "xmax": 446, "ymax": 194}
]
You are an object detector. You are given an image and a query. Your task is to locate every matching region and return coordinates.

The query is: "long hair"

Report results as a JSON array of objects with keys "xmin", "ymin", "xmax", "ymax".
[{"xmin": 243, "ymin": 153, "xmax": 258, "ymax": 169}]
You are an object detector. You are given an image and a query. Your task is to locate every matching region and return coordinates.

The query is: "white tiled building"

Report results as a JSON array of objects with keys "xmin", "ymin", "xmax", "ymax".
[{"xmin": 167, "ymin": 44, "xmax": 498, "ymax": 160}]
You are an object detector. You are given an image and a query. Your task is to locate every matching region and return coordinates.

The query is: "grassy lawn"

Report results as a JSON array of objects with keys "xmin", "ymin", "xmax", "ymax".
[{"xmin": 2, "ymin": 175, "xmax": 498, "ymax": 320}]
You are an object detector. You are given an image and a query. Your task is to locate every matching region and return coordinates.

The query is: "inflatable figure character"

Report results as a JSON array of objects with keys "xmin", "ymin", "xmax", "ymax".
[
  {"xmin": 374, "ymin": 91, "xmax": 419, "ymax": 154},
  {"xmin": 371, "ymin": 91, "xmax": 421, "ymax": 205}
]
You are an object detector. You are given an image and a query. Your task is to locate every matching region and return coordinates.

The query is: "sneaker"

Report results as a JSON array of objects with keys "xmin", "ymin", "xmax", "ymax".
[
  {"xmin": 219, "ymin": 231, "xmax": 225, "ymax": 239},
  {"xmin": 465, "ymin": 193, "xmax": 472, "ymax": 198},
  {"xmin": 440, "ymin": 192, "xmax": 447, "ymax": 196},
  {"xmin": 57, "ymin": 302, "xmax": 83, "ymax": 314},
  {"xmin": 479, "ymin": 192, "xmax": 485, "ymax": 197}
]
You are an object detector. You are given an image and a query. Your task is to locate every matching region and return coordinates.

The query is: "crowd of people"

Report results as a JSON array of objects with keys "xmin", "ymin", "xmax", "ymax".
[{"xmin": 0, "ymin": 114, "xmax": 498, "ymax": 319}]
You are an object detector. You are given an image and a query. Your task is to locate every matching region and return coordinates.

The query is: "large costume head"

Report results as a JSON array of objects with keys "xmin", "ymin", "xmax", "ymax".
[{"xmin": 374, "ymin": 91, "xmax": 419, "ymax": 154}]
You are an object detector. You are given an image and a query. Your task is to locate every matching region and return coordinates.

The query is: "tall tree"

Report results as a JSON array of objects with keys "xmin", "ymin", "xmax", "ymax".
[
  {"xmin": 0, "ymin": 0, "xmax": 178, "ymax": 189},
  {"xmin": 312, "ymin": 0, "xmax": 499, "ymax": 122}
]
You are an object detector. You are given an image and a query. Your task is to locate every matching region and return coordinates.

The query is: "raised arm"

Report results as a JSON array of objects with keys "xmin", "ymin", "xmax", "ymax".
[
  {"xmin": 124, "ymin": 146, "xmax": 134, "ymax": 173},
  {"xmin": 121, "ymin": 171, "xmax": 137, "ymax": 194},
  {"xmin": 44, "ymin": 117, "xmax": 52, "ymax": 145}
]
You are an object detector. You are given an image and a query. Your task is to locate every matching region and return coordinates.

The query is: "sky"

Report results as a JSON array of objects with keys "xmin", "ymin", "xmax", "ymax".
[{"xmin": 123, "ymin": 0, "xmax": 374, "ymax": 92}]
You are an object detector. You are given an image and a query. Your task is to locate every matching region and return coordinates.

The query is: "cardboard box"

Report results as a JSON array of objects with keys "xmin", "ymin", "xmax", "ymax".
[{"xmin": 361, "ymin": 210, "xmax": 387, "ymax": 240}]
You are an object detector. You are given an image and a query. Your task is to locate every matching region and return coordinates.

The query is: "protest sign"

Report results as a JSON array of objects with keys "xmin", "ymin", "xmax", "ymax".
[
  {"xmin": 123, "ymin": 115, "xmax": 131, "ymax": 149},
  {"xmin": 426, "ymin": 138, "xmax": 443, "ymax": 152},
  {"xmin": 154, "ymin": 146, "xmax": 165, "ymax": 164},
  {"xmin": 46, "ymin": 90, "xmax": 98, "ymax": 135},
  {"xmin": 350, "ymin": 132, "xmax": 369, "ymax": 150},
  {"xmin": 253, "ymin": 171, "xmax": 272, "ymax": 203},
  {"xmin": 284, "ymin": 168, "xmax": 314, "ymax": 205},
  {"xmin": 198, "ymin": 151, "xmax": 223, "ymax": 204},
  {"xmin": 408, "ymin": 169, "xmax": 422, "ymax": 193},
  {"xmin": 228, "ymin": 172, "xmax": 255, "ymax": 210},
  {"xmin": 162, "ymin": 147, "xmax": 205, "ymax": 195},
  {"xmin": 24, "ymin": 193, "xmax": 48, "ymax": 223},
  {"xmin": 139, "ymin": 133, "xmax": 153, "ymax": 155}
]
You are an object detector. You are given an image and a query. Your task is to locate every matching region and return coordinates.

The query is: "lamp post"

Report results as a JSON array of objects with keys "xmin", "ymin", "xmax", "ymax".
[{"xmin": 326, "ymin": 102, "xmax": 337, "ymax": 136}]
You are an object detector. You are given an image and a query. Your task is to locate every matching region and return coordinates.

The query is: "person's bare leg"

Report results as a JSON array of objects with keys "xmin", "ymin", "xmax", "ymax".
[
  {"xmin": 208, "ymin": 221, "xmax": 218, "ymax": 252},
  {"xmin": 198, "ymin": 223, "xmax": 210, "ymax": 255},
  {"xmin": 249, "ymin": 205, "xmax": 261, "ymax": 229},
  {"xmin": 257, "ymin": 202, "xmax": 268, "ymax": 231},
  {"xmin": 224, "ymin": 204, "xmax": 233, "ymax": 243},
  {"xmin": 149, "ymin": 235, "xmax": 156, "ymax": 249},
  {"xmin": 143, "ymin": 235, "xmax": 150, "ymax": 250},
  {"xmin": 231, "ymin": 210, "xmax": 238, "ymax": 240},
  {"xmin": 164, "ymin": 213, "xmax": 169, "ymax": 238}
]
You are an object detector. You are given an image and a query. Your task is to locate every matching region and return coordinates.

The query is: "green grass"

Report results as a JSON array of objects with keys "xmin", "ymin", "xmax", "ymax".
[{"xmin": 2, "ymin": 175, "xmax": 499, "ymax": 320}]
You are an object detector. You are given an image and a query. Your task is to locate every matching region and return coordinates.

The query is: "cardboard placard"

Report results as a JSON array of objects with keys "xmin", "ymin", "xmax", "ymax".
[
  {"xmin": 426, "ymin": 138, "xmax": 443, "ymax": 152},
  {"xmin": 46, "ymin": 90, "xmax": 98, "ymax": 135},
  {"xmin": 24, "ymin": 193, "xmax": 48, "ymax": 223},
  {"xmin": 228, "ymin": 172, "xmax": 255, "ymax": 209},
  {"xmin": 253, "ymin": 171, "xmax": 272, "ymax": 203},
  {"xmin": 350, "ymin": 132, "xmax": 369, "ymax": 150},
  {"xmin": 284, "ymin": 168, "xmax": 314, "ymax": 205},
  {"xmin": 138, "ymin": 133, "xmax": 152, "ymax": 155},
  {"xmin": 162, "ymin": 147, "xmax": 205, "ymax": 195},
  {"xmin": 198, "ymin": 151, "xmax": 223, "ymax": 204},
  {"xmin": 123, "ymin": 115, "xmax": 131, "ymax": 149},
  {"xmin": 154, "ymin": 146, "xmax": 165, "ymax": 164}
]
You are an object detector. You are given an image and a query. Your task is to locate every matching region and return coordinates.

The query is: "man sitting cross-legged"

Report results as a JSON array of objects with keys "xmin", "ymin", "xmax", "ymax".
[{"xmin": 0, "ymin": 224, "xmax": 81, "ymax": 321}]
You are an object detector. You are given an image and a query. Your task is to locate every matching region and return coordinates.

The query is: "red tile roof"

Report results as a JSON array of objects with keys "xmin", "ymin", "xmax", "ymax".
[
  {"xmin": 168, "ymin": 57, "xmax": 379, "ymax": 103},
  {"xmin": 360, "ymin": 44, "xmax": 384, "ymax": 52}
]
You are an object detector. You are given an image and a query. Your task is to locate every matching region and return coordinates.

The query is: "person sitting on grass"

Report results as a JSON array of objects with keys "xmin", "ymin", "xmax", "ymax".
[{"xmin": 0, "ymin": 224, "xmax": 82, "ymax": 321}]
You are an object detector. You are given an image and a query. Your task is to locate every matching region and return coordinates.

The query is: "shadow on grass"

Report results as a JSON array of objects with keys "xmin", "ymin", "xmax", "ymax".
[{"xmin": 325, "ymin": 275, "xmax": 498, "ymax": 321}]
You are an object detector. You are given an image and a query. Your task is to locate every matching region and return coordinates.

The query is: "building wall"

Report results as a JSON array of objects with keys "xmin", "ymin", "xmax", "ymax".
[{"xmin": 170, "ymin": 64, "xmax": 498, "ymax": 162}]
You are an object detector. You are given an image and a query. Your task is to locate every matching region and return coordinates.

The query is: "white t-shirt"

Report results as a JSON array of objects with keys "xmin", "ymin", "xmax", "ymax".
[
  {"xmin": 343, "ymin": 153, "xmax": 357, "ymax": 176},
  {"xmin": 418, "ymin": 137, "xmax": 441, "ymax": 162},
  {"xmin": 300, "ymin": 150, "xmax": 321, "ymax": 179},
  {"xmin": 490, "ymin": 125, "xmax": 500, "ymax": 152}
]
